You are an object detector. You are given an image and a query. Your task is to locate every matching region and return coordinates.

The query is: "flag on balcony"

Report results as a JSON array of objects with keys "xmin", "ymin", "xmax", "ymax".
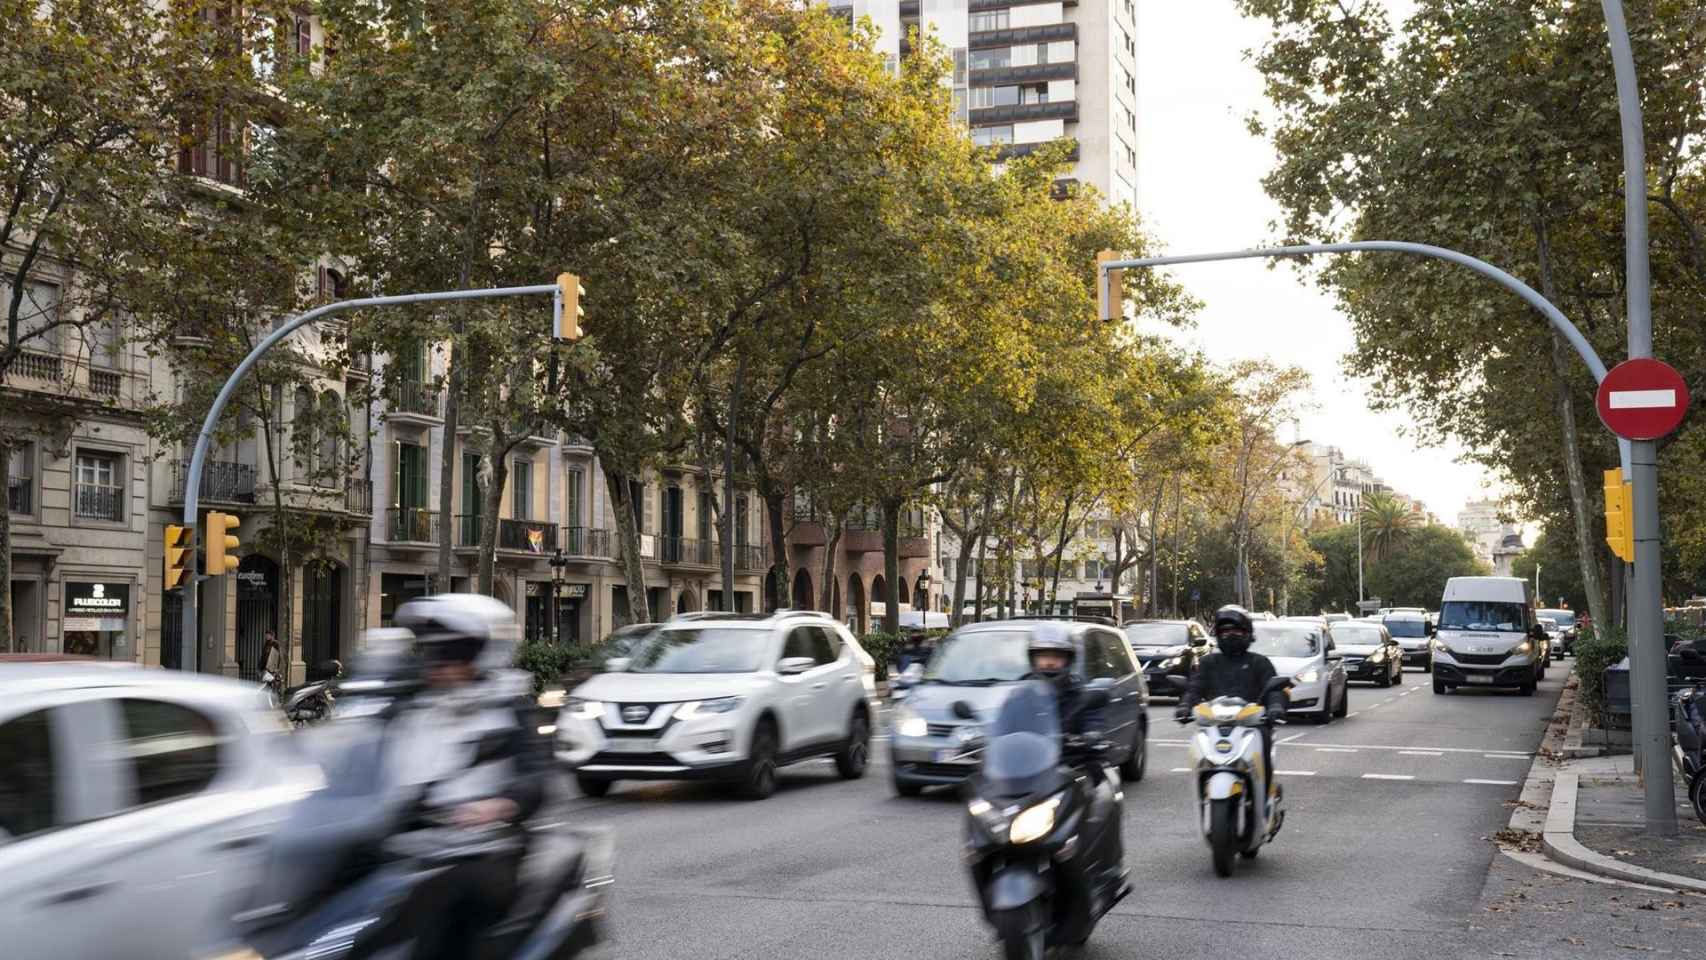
[{"xmin": 527, "ymin": 528, "xmax": 544, "ymax": 554}]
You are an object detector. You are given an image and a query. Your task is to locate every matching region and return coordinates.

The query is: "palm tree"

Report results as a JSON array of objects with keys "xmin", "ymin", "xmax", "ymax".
[{"xmin": 1360, "ymin": 492, "xmax": 1416, "ymax": 563}]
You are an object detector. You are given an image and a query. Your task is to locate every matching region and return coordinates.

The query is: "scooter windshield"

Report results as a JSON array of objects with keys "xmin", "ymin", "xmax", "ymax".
[{"xmin": 978, "ymin": 679, "xmax": 1066, "ymax": 799}]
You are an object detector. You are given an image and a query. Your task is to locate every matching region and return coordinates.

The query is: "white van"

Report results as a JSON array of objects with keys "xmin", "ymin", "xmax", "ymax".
[{"xmin": 1430, "ymin": 576, "xmax": 1547, "ymax": 696}]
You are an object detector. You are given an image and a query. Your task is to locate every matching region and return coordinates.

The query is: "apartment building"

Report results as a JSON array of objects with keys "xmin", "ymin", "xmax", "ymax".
[{"xmin": 829, "ymin": 0, "xmax": 1140, "ymax": 207}]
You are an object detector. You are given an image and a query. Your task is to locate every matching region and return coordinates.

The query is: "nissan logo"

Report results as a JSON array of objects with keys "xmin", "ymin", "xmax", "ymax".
[{"xmin": 621, "ymin": 705, "xmax": 650, "ymax": 724}]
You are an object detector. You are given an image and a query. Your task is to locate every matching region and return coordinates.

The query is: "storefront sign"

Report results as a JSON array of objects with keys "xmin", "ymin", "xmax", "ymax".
[
  {"xmin": 66, "ymin": 582, "xmax": 129, "ymax": 619},
  {"xmin": 563, "ymin": 583, "xmax": 589, "ymax": 600}
]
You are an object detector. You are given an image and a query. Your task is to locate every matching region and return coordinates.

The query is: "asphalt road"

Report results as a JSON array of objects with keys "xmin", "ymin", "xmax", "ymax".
[{"xmin": 571, "ymin": 664, "xmax": 1573, "ymax": 959}]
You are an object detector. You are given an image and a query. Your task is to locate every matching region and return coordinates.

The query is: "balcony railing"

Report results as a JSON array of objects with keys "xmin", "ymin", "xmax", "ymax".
[
  {"xmin": 500, "ymin": 518, "xmax": 556, "ymax": 553},
  {"xmin": 74, "ymin": 483, "xmax": 124, "ymax": 522},
  {"xmin": 734, "ymin": 543, "xmax": 769, "ymax": 571},
  {"xmin": 11, "ymin": 351, "xmax": 62, "ymax": 382},
  {"xmin": 969, "ymin": 98, "xmax": 1078, "ymax": 127},
  {"xmin": 89, "ymin": 369, "xmax": 121, "ymax": 397},
  {"xmin": 387, "ymin": 380, "xmax": 441, "ymax": 418},
  {"xmin": 7, "ymin": 476, "xmax": 32, "ymax": 515},
  {"xmin": 345, "ymin": 479, "xmax": 373, "ymax": 516},
  {"xmin": 561, "ymin": 526, "xmax": 613, "ymax": 558},
  {"xmin": 169, "ymin": 459, "xmax": 257, "ymax": 504},
  {"xmin": 388, "ymin": 507, "xmax": 438, "ymax": 544},
  {"xmin": 659, "ymin": 536, "xmax": 715, "ymax": 566}
]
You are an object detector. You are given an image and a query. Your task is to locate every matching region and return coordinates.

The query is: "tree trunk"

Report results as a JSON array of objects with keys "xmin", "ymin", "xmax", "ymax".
[
  {"xmin": 1148, "ymin": 480, "xmax": 1166, "ymax": 616},
  {"xmin": 258, "ymin": 392, "xmax": 297, "ymax": 681},
  {"xmin": 820, "ymin": 517, "xmax": 843, "ymax": 617},
  {"xmin": 881, "ymin": 498, "xmax": 901, "ymax": 634},
  {"xmin": 973, "ymin": 532, "xmax": 989, "ymax": 623},
  {"xmin": 765, "ymin": 491, "xmax": 788, "ymax": 611},
  {"xmin": 0, "ymin": 438, "xmax": 12, "ymax": 652},
  {"xmin": 951, "ymin": 529, "xmax": 976, "ymax": 628},
  {"xmin": 477, "ymin": 436, "xmax": 508, "ymax": 596},
  {"xmin": 1172, "ymin": 476, "xmax": 1183, "ymax": 617},
  {"xmin": 603, "ymin": 465, "xmax": 650, "ymax": 624},
  {"xmin": 721, "ymin": 357, "xmax": 746, "ymax": 612},
  {"xmin": 1536, "ymin": 219, "xmax": 1610, "ymax": 632},
  {"xmin": 435, "ymin": 340, "xmax": 463, "ymax": 592}
]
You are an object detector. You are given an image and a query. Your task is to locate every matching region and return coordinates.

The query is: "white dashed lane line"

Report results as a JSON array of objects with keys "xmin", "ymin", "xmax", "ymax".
[
  {"xmin": 1483, "ymin": 753, "xmax": 1531, "ymax": 760},
  {"xmin": 1463, "ymin": 778, "xmax": 1520, "ymax": 786},
  {"xmin": 1314, "ymin": 747, "xmax": 1358, "ymax": 753},
  {"xmin": 1399, "ymin": 750, "xmax": 1444, "ymax": 756},
  {"xmin": 1362, "ymin": 773, "xmax": 1414, "ymax": 781},
  {"xmin": 1275, "ymin": 770, "xmax": 1316, "ymax": 776}
]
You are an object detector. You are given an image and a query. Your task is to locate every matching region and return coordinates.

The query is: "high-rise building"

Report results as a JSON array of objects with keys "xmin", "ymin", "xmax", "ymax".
[{"xmin": 829, "ymin": 1, "xmax": 1140, "ymax": 208}]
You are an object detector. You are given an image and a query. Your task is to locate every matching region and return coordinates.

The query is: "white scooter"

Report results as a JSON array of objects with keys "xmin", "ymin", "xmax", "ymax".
[{"xmin": 1177, "ymin": 677, "xmax": 1291, "ymax": 877}]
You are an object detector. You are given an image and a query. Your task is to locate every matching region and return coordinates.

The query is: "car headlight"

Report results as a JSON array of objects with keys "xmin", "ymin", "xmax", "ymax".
[
  {"xmin": 896, "ymin": 706, "xmax": 928, "ymax": 739},
  {"xmin": 1513, "ymin": 641, "xmax": 1532, "ymax": 656},
  {"xmin": 564, "ymin": 697, "xmax": 603, "ymax": 720},
  {"xmin": 1157, "ymin": 656, "xmax": 1183, "ymax": 671},
  {"xmin": 1007, "ymin": 794, "xmax": 1063, "ymax": 844},
  {"xmin": 1294, "ymin": 669, "xmax": 1320, "ymax": 684},
  {"xmin": 676, "ymin": 696, "xmax": 744, "ymax": 719},
  {"xmin": 1368, "ymin": 649, "xmax": 1386, "ymax": 662}
]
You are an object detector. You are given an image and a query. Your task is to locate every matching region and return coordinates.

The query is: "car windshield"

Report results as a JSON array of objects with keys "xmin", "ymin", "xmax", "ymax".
[
  {"xmin": 1438, "ymin": 601, "xmax": 1527, "ymax": 632},
  {"xmin": 627, "ymin": 626, "xmax": 770, "ymax": 673},
  {"xmin": 1384, "ymin": 618, "xmax": 1427, "ymax": 638},
  {"xmin": 1332, "ymin": 625, "xmax": 1385, "ymax": 646},
  {"xmin": 1540, "ymin": 610, "xmax": 1576, "ymax": 628},
  {"xmin": 1123, "ymin": 623, "xmax": 1189, "ymax": 648},
  {"xmin": 604, "ymin": 624, "xmax": 657, "ymax": 656},
  {"xmin": 924, "ymin": 630, "xmax": 1033, "ymax": 684},
  {"xmin": 1250, "ymin": 624, "xmax": 1320, "ymax": 658}
]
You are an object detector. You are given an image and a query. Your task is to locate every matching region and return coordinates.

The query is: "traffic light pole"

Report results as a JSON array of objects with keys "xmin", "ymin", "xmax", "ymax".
[
  {"xmin": 1601, "ymin": 0, "xmax": 1675, "ymax": 835},
  {"xmin": 177, "ymin": 283, "xmax": 561, "ymax": 675}
]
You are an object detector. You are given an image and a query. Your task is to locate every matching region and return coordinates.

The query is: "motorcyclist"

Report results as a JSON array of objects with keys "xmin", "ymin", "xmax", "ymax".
[
  {"xmin": 389, "ymin": 593, "xmax": 552, "ymax": 960},
  {"xmin": 1024, "ymin": 626, "xmax": 1108, "ymax": 757},
  {"xmin": 1176, "ymin": 605, "xmax": 1288, "ymax": 800}
]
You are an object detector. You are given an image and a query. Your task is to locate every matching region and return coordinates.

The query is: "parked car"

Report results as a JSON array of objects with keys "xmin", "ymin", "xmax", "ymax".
[
  {"xmin": 1536, "ymin": 608, "xmax": 1579, "ymax": 657},
  {"xmin": 0, "ymin": 658, "xmax": 319, "ymax": 960},
  {"xmin": 1430, "ymin": 576, "xmax": 1547, "ymax": 695},
  {"xmin": 1323, "ymin": 612, "xmax": 1351, "ymax": 624},
  {"xmin": 1328, "ymin": 621, "xmax": 1404, "ymax": 687},
  {"xmin": 1122, "ymin": 618, "xmax": 1213, "ymax": 700},
  {"xmin": 1381, "ymin": 612, "xmax": 1433, "ymax": 669},
  {"xmin": 889, "ymin": 619, "xmax": 1150, "ymax": 796},
  {"xmin": 1250, "ymin": 621, "xmax": 1348, "ymax": 723},
  {"xmin": 554, "ymin": 610, "xmax": 876, "ymax": 800}
]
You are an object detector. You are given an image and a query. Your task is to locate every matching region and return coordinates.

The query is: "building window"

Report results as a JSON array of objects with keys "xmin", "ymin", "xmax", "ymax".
[
  {"xmin": 0, "ymin": 277, "xmax": 61, "ymax": 352},
  {"xmin": 565, "ymin": 466, "xmax": 584, "ymax": 527},
  {"xmin": 1037, "ymin": 43, "xmax": 1051, "ymax": 65},
  {"xmin": 952, "ymin": 47, "xmax": 967, "ymax": 85},
  {"xmin": 972, "ymin": 125, "xmax": 1014, "ymax": 147},
  {"xmin": 969, "ymin": 47, "xmax": 1011, "ymax": 71},
  {"xmin": 74, "ymin": 450, "xmax": 124, "ymax": 522},
  {"xmin": 293, "ymin": 16, "xmax": 312, "ymax": 56},
  {"xmin": 317, "ymin": 390, "xmax": 343, "ymax": 478},
  {"xmin": 969, "ymin": 11, "xmax": 1008, "ymax": 32},
  {"xmin": 7, "ymin": 442, "xmax": 35, "ymax": 516},
  {"xmin": 512, "ymin": 458, "xmax": 532, "ymax": 520},
  {"xmin": 735, "ymin": 495, "xmax": 750, "ymax": 546},
  {"xmin": 1021, "ymin": 85, "xmax": 1049, "ymax": 105}
]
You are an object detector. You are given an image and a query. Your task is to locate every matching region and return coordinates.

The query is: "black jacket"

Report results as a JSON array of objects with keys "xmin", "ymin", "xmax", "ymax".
[
  {"xmin": 1180, "ymin": 651, "xmax": 1286, "ymax": 715},
  {"xmin": 1024, "ymin": 672, "xmax": 1107, "ymax": 737}
]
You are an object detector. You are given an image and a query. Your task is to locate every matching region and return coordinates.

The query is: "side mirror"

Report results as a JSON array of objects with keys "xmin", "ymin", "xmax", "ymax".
[
  {"xmin": 604, "ymin": 657, "xmax": 631, "ymax": 673},
  {"xmin": 778, "ymin": 656, "xmax": 815, "ymax": 676},
  {"xmin": 1079, "ymin": 687, "xmax": 1111, "ymax": 710},
  {"xmin": 1426, "ymin": 623, "xmax": 1437, "ymax": 637},
  {"xmin": 951, "ymin": 700, "xmax": 978, "ymax": 721}
]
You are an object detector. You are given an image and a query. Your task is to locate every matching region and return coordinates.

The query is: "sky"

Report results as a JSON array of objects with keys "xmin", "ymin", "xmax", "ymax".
[{"xmin": 1132, "ymin": 0, "xmax": 1506, "ymax": 525}]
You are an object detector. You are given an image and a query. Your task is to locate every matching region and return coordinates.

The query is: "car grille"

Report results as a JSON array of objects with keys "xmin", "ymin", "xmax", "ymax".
[
  {"xmin": 588, "ymin": 751, "xmax": 679, "ymax": 767},
  {"xmin": 927, "ymin": 723, "xmax": 956, "ymax": 738},
  {"xmin": 1450, "ymin": 652, "xmax": 1508, "ymax": 666},
  {"xmin": 908, "ymin": 762, "xmax": 977, "ymax": 778}
]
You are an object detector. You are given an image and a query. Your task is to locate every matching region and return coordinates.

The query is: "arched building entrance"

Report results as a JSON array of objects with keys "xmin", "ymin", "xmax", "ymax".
[{"xmin": 792, "ymin": 568, "xmax": 813, "ymax": 610}]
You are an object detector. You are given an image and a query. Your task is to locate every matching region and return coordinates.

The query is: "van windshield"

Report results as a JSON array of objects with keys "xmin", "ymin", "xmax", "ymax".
[{"xmin": 1439, "ymin": 601, "xmax": 1527, "ymax": 633}]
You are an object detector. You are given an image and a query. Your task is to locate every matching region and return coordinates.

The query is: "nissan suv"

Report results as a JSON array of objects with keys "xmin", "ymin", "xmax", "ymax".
[{"xmin": 554, "ymin": 611, "xmax": 876, "ymax": 800}]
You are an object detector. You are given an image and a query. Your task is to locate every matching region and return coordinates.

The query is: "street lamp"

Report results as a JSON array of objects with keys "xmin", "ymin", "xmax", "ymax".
[{"xmin": 549, "ymin": 548, "xmax": 569, "ymax": 644}]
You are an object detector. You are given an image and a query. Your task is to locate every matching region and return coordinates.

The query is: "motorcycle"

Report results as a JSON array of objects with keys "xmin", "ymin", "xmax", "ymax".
[
  {"xmin": 282, "ymin": 660, "xmax": 342, "ymax": 728},
  {"xmin": 1671, "ymin": 673, "xmax": 1706, "ymax": 823},
  {"xmin": 962, "ymin": 680, "xmax": 1127, "ymax": 960},
  {"xmin": 1177, "ymin": 676, "xmax": 1291, "ymax": 876}
]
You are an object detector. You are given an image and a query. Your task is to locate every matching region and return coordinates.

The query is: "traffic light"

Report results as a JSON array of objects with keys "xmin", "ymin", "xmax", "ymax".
[
  {"xmin": 1603, "ymin": 469, "xmax": 1634, "ymax": 562},
  {"xmin": 1096, "ymin": 249, "xmax": 1124, "ymax": 323},
  {"xmin": 164, "ymin": 525, "xmax": 192, "ymax": 590},
  {"xmin": 555, "ymin": 272, "xmax": 586, "ymax": 341},
  {"xmin": 205, "ymin": 511, "xmax": 241, "ymax": 575}
]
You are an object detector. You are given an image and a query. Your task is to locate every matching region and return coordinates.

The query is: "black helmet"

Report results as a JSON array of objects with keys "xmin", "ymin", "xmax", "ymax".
[
  {"xmin": 1027, "ymin": 625, "xmax": 1076, "ymax": 682},
  {"xmin": 1214, "ymin": 604, "xmax": 1254, "ymax": 656}
]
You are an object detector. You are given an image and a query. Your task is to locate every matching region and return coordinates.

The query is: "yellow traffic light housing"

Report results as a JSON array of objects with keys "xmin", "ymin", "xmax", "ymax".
[
  {"xmin": 1603, "ymin": 469, "xmax": 1634, "ymax": 562},
  {"xmin": 555, "ymin": 272, "xmax": 586, "ymax": 341},
  {"xmin": 205, "ymin": 511, "xmax": 241, "ymax": 575},
  {"xmin": 164, "ymin": 524, "xmax": 192, "ymax": 590},
  {"xmin": 1096, "ymin": 249, "xmax": 1124, "ymax": 323}
]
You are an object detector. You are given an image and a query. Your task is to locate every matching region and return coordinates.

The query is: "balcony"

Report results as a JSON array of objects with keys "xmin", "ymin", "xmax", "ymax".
[
  {"xmin": 7, "ymin": 476, "xmax": 32, "ymax": 515},
  {"xmin": 74, "ymin": 483, "xmax": 124, "ymax": 522},
  {"xmin": 387, "ymin": 507, "xmax": 438, "ymax": 545},
  {"xmin": 561, "ymin": 526, "xmax": 614, "ymax": 559},
  {"xmin": 456, "ymin": 515, "xmax": 558, "ymax": 554},
  {"xmin": 969, "ymin": 98, "xmax": 1078, "ymax": 126},
  {"xmin": 169, "ymin": 460, "xmax": 257, "ymax": 505},
  {"xmin": 659, "ymin": 536, "xmax": 715, "ymax": 567},
  {"xmin": 89, "ymin": 369, "xmax": 121, "ymax": 397},
  {"xmin": 733, "ymin": 543, "xmax": 770, "ymax": 572},
  {"xmin": 968, "ymin": 21, "xmax": 1076, "ymax": 50},
  {"xmin": 345, "ymin": 479, "xmax": 373, "ymax": 516},
  {"xmin": 385, "ymin": 380, "xmax": 441, "ymax": 420},
  {"xmin": 10, "ymin": 350, "xmax": 63, "ymax": 383}
]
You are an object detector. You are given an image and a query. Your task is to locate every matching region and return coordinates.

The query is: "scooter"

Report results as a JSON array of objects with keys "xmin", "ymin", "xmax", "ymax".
[
  {"xmin": 1179, "ymin": 677, "xmax": 1292, "ymax": 877},
  {"xmin": 962, "ymin": 680, "xmax": 1127, "ymax": 960},
  {"xmin": 1671, "ymin": 674, "xmax": 1706, "ymax": 823},
  {"xmin": 283, "ymin": 660, "xmax": 342, "ymax": 727}
]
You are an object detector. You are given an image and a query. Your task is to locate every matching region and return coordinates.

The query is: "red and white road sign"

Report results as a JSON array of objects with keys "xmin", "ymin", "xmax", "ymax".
[{"xmin": 1595, "ymin": 358, "xmax": 1690, "ymax": 440}]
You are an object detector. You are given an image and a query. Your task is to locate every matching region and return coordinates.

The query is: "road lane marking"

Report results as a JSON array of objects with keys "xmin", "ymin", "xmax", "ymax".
[
  {"xmin": 1362, "ymin": 773, "xmax": 1414, "ymax": 781},
  {"xmin": 1346, "ymin": 712, "xmax": 1360, "ymax": 717},
  {"xmin": 1399, "ymin": 750, "xmax": 1444, "ymax": 756},
  {"xmin": 1170, "ymin": 767, "xmax": 1191, "ymax": 773},
  {"xmin": 1277, "ymin": 732, "xmax": 1309, "ymax": 744},
  {"xmin": 1301, "ymin": 742, "xmax": 1533, "ymax": 756},
  {"xmin": 1275, "ymin": 770, "xmax": 1316, "ymax": 776},
  {"xmin": 1314, "ymin": 747, "xmax": 1358, "ymax": 753},
  {"xmin": 1464, "ymin": 778, "xmax": 1520, "ymax": 785},
  {"xmin": 1365, "ymin": 703, "xmax": 1381, "ymax": 709},
  {"xmin": 1484, "ymin": 753, "xmax": 1531, "ymax": 760}
]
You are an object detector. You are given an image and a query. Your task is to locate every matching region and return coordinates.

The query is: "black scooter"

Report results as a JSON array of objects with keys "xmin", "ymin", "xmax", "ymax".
[
  {"xmin": 962, "ymin": 680, "xmax": 1127, "ymax": 960},
  {"xmin": 1672, "ymin": 670, "xmax": 1706, "ymax": 823},
  {"xmin": 283, "ymin": 660, "xmax": 343, "ymax": 727}
]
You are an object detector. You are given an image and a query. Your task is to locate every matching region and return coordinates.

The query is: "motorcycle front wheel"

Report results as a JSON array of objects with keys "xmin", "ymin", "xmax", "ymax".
[
  {"xmin": 1209, "ymin": 797, "xmax": 1237, "ymax": 877},
  {"xmin": 992, "ymin": 906, "xmax": 1045, "ymax": 960},
  {"xmin": 998, "ymin": 927, "xmax": 1043, "ymax": 960}
]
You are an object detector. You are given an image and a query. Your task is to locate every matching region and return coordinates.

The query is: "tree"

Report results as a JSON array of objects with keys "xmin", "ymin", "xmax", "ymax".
[
  {"xmin": 1512, "ymin": 528, "xmax": 1590, "ymax": 614},
  {"xmin": 1359, "ymin": 491, "xmax": 1416, "ymax": 564},
  {"xmin": 1364, "ymin": 525, "xmax": 1488, "ymax": 608},
  {"xmin": 1207, "ymin": 360, "xmax": 1311, "ymax": 608}
]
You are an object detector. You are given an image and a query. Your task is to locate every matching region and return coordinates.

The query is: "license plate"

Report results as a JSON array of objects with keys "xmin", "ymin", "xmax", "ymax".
[
  {"xmin": 934, "ymin": 749, "xmax": 970, "ymax": 764},
  {"xmin": 607, "ymin": 738, "xmax": 659, "ymax": 753},
  {"xmin": 1465, "ymin": 674, "xmax": 1492, "ymax": 684}
]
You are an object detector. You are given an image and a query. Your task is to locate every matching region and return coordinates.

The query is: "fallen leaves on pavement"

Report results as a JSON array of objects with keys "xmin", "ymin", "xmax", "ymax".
[{"xmin": 1492, "ymin": 828, "xmax": 1545, "ymax": 853}]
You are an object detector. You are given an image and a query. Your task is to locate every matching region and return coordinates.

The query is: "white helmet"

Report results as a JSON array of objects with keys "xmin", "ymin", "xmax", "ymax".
[{"xmin": 393, "ymin": 593, "xmax": 519, "ymax": 674}]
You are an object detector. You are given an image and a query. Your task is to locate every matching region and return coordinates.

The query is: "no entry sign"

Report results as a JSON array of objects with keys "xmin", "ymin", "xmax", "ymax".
[{"xmin": 1596, "ymin": 358, "xmax": 1690, "ymax": 440}]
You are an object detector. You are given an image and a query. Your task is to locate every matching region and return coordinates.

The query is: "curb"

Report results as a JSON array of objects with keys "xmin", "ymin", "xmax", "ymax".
[{"xmin": 1540, "ymin": 771, "xmax": 1706, "ymax": 895}]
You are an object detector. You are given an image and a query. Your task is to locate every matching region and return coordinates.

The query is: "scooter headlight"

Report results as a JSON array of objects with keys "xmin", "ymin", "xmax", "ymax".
[{"xmin": 1008, "ymin": 794, "xmax": 1063, "ymax": 845}]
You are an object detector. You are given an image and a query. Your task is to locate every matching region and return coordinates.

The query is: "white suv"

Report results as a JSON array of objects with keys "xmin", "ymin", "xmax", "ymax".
[{"xmin": 555, "ymin": 611, "xmax": 877, "ymax": 799}]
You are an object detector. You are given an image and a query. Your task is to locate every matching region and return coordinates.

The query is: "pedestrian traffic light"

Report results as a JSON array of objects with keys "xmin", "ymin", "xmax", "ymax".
[
  {"xmin": 205, "ymin": 511, "xmax": 241, "ymax": 575},
  {"xmin": 555, "ymin": 272, "xmax": 586, "ymax": 341},
  {"xmin": 164, "ymin": 524, "xmax": 192, "ymax": 590},
  {"xmin": 1097, "ymin": 249, "xmax": 1124, "ymax": 323},
  {"xmin": 1603, "ymin": 469, "xmax": 1634, "ymax": 562}
]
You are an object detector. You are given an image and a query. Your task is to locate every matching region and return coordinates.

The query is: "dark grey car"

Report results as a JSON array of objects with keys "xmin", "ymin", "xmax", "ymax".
[{"xmin": 888, "ymin": 619, "xmax": 1149, "ymax": 796}]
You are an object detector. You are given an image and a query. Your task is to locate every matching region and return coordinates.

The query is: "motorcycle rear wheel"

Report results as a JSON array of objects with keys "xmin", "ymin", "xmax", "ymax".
[
  {"xmin": 999, "ymin": 927, "xmax": 1044, "ymax": 960},
  {"xmin": 1209, "ymin": 797, "xmax": 1236, "ymax": 877}
]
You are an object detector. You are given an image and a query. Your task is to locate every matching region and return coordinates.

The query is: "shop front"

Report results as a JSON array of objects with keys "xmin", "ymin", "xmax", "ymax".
[{"xmin": 62, "ymin": 580, "xmax": 133, "ymax": 660}]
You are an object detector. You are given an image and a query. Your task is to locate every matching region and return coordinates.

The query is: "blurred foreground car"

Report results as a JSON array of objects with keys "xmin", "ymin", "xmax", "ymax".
[{"xmin": 0, "ymin": 658, "xmax": 320, "ymax": 960}]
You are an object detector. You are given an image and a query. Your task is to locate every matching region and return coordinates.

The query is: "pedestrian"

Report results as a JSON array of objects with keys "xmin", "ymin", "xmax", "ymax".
[{"xmin": 260, "ymin": 631, "xmax": 281, "ymax": 678}]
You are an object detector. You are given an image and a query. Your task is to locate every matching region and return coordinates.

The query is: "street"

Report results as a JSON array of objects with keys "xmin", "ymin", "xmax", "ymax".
[{"xmin": 573, "ymin": 670, "xmax": 1573, "ymax": 960}]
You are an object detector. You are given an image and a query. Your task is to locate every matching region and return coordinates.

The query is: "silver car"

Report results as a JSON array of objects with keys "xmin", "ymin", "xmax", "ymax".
[{"xmin": 0, "ymin": 659, "xmax": 321, "ymax": 959}]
